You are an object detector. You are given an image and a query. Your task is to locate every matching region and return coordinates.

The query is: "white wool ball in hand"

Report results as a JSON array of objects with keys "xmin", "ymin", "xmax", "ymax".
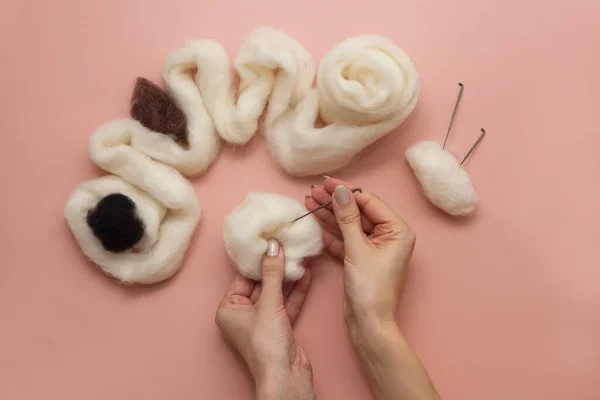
[
  {"xmin": 223, "ymin": 192, "xmax": 323, "ymax": 281},
  {"xmin": 405, "ymin": 141, "xmax": 478, "ymax": 216}
]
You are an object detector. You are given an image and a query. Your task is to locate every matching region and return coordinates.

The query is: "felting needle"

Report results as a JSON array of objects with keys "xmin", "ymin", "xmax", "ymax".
[
  {"xmin": 292, "ymin": 188, "xmax": 363, "ymax": 223},
  {"xmin": 460, "ymin": 128, "xmax": 486, "ymax": 166},
  {"xmin": 443, "ymin": 82, "xmax": 464, "ymax": 150}
]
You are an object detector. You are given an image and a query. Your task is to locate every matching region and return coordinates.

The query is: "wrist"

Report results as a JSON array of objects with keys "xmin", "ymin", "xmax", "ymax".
[
  {"xmin": 348, "ymin": 315, "xmax": 403, "ymax": 359},
  {"xmin": 255, "ymin": 370, "xmax": 315, "ymax": 400},
  {"xmin": 255, "ymin": 374, "xmax": 284, "ymax": 400},
  {"xmin": 344, "ymin": 296, "xmax": 397, "ymax": 334},
  {"xmin": 255, "ymin": 384, "xmax": 278, "ymax": 400}
]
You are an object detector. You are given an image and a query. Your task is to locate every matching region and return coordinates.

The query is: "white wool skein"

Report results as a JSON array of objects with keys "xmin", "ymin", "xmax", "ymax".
[
  {"xmin": 129, "ymin": 45, "xmax": 221, "ymax": 177},
  {"xmin": 182, "ymin": 26, "xmax": 418, "ymax": 176},
  {"xmin": 186, "ymin": 26, "xmax": 316, "ymax": 145},
  {"xmin": 405, "ymin": 141, "xmax": 478, "ymax": 216},
  {"xmin": 265, "ymin": 34, "xmax": 420, "ymax": 176},
  {"xmin": 223, "ymin": 192, "xmax": 323, "ymax": 282},
  {"xmin": 64, "ymin": 119, "xmax": 201, "ymax": 284}
]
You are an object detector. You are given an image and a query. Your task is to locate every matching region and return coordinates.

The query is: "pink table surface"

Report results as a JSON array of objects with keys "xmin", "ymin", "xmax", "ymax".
[{"xmin": 1, "ymin": 0, "xmax": 599, "ymax": 399}]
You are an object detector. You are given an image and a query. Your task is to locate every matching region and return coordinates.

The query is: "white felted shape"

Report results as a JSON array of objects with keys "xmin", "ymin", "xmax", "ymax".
[
  {"xmin": 223, "ymin": 192, "xmax": 323, "ymax": 282},
  {"xmin": 265, "ymin": 34, "xmax": 420, "ymax": 176},
  {"xmin": 188, "ymin": 26, "xmax": 316, "ymax": 145},
  {"xmin": 405, "ymin": 141, "xmax": 478, "ymax": 216},
  {"xmin": 64, "ymin": 119, "xmax": 201, "ymax": 284},
  {"xmin": 128, "ymin": 46, "xmax": 220, "ymax": 177}
]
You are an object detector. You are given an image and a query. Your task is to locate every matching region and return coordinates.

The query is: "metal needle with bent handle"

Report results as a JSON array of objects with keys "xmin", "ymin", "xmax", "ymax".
[{"xmin": 291, "ymin": 188, "xmax": 364, "ymax": 223}]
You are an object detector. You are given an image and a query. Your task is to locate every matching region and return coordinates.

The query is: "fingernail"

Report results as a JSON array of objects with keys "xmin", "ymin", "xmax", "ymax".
[
  {"xmin": 266, "ymin": 239, "xmax": 279, "ymax": 257},
  {"xmin": 323, "ymin": 175, "xmax": 331, "ymax": 180},
  {"xmin": 305, "ymin": 194, "xmax": 310, "ymax": 200},
  {"xmin": 310, "ymin": 184, "xmax": 317, "ymax": 188},
  {"xmin": 334, "ymin": 185, "xmax": 350, "ymax": 206}
]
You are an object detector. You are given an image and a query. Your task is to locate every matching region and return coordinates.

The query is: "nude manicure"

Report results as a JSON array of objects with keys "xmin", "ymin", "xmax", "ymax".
[
  {"xmin": 266, "ymin": 239, "xmax": 279, "ymax": 257},
  {"xmin": 334, "ymin": 185, "xmax": 350, "ymax": 206}
]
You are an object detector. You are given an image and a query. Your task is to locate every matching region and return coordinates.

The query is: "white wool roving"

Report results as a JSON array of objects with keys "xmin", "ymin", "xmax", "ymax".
[
  {"xmin": 405, "ymin": 141, "xmax": 478, "ymax": 216},
  {"xmin": 183, "ymin": 26, "xmax": 419, "ymax": 176},
  {"xmin": 64, "ymin": 119, "xmax": 201, "ymax": 284},
  {"xmin": 265, "ymin": 34, "xmax": 420, "ymax": 176},
  {"xmin": 223, "ymin": 192, "xmax": 323, "ymax": 282},
  {"xmin": 185, "ymin": 26, "xmax": 316, "ymax": 146},
  {"xmin": 132, "ymin": 45, "xmax": 221, "ymax": 177}
]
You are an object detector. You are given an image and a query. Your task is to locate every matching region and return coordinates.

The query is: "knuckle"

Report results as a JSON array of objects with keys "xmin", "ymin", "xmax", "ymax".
[
  {"xmin": 401, "ymin": 223, "xmax": 416, "ymax": 245},
  {"xmin": 261, "ymin": 261, "xmax": 281, "ymax": 277},
  {"xmin": 296, "ymin": 347, "xmax": 313, "ymax": 372},
  {"xmin": 337, "ymin": 210, "xmax": 361, "ymax": 226},
  {"xmin": 214, "ymin": 309, "xmax": 225, "ymax": 329},
  {"xmin": 407, "ymin": 228, "xmax": 416, "ymax": 245},
  {"xmin": 301, "ymin": 357, "xmax": 313, "ymax": 374}
]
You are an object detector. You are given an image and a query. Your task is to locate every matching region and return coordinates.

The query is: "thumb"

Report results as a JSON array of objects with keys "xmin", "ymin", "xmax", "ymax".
[
  {"xmin": 332, "ymin": 185, "xmax": 366, "ymax": 249},
  {"xmin": 258, "ymin": 239, "xmax": 285, "ymax": 309}
]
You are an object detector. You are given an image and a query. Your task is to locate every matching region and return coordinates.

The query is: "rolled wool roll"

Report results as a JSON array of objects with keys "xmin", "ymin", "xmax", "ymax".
[
  {"xmin": 223, "ymin": 192, "xmax": 323, "ymax": 282},
  {"xmin": 64, "ymin": 119, "xmax": 201, "ymax": 284},
  {"xmin": 265, "ymin": 33, "xmax": 420, "ymax": 176},
  {"xmin": 405, "ymin": 141, "xmax": 478, "ymax": 216}
]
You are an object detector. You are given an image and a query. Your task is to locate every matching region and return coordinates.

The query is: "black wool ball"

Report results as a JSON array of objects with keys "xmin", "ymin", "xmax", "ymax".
[{"xmin": 86, "ymin": 193, "xmax": 145, "ymax": 253}]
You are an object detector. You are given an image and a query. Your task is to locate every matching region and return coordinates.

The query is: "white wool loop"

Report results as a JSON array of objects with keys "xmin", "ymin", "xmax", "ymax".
[
  {"xmin": 124, "ymin": 46, "xmax": 221, "ymax": 177},
  {"xmin": 190, "ymin": 26, "xmax": 316, "ymax": 145},
  {"xmin": 64, "ymin": 119, "xmax": 201, "ymax": 284},
  {"xmin": 223, "ymin": 192, "xmax": 323, "ymax": 282},
  {"xmin": 405, "ymin": 141, "xmax": 478, "ymax": 216},
  {"xmin": 128, "ymin": 46, "xmax": 221, "ymax": 177}
]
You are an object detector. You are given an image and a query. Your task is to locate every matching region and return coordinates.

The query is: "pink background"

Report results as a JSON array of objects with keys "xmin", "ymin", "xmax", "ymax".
[{"xmin": 1, "ymin": 0, "xmax": 599, "ymax": 398}]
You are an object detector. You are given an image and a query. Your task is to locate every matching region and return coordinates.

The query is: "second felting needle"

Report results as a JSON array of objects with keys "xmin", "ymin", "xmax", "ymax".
[{"xmin": 405, "ymin": 83, "xmax": 486, "ymax": 216}]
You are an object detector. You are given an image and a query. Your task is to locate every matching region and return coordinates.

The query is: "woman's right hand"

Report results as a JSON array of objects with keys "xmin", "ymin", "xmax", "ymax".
[
  {"xmin": 305, "ymin": 176, "xmax": 416, "ymax": 330},
  {"xmin": 306, "ymin": 177, "xmax": 439, "ymax": 400}
]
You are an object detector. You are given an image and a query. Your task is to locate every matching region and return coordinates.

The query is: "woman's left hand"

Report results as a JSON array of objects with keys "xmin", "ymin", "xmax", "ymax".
[{"xmin": 215, "ymin": 239, "xmax": 316, "ymax": 400}]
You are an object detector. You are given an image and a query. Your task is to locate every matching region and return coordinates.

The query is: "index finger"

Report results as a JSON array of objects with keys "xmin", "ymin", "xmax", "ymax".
[{"xmin": 322, "ymin": 177, "xmax": 401, "ymax": 225}]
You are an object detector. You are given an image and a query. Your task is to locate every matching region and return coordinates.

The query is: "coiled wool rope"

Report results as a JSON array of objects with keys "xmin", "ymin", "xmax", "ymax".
[
  {"xmin": 64, "ymin": 119, "xmax": 201, "ymax": 284},
  {"xmin": 63, "ymin": 41, "xmax": 231, "ymax": 284},
  {"xmin": 64, "ymin": 26, "xmax": 419, "ymax": 284}
]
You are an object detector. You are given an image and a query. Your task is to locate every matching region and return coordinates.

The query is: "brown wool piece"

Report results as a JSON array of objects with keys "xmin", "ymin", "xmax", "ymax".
[{"xmin": 130, "ymin": 77, "xmax": 189, "ymax": 148}]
